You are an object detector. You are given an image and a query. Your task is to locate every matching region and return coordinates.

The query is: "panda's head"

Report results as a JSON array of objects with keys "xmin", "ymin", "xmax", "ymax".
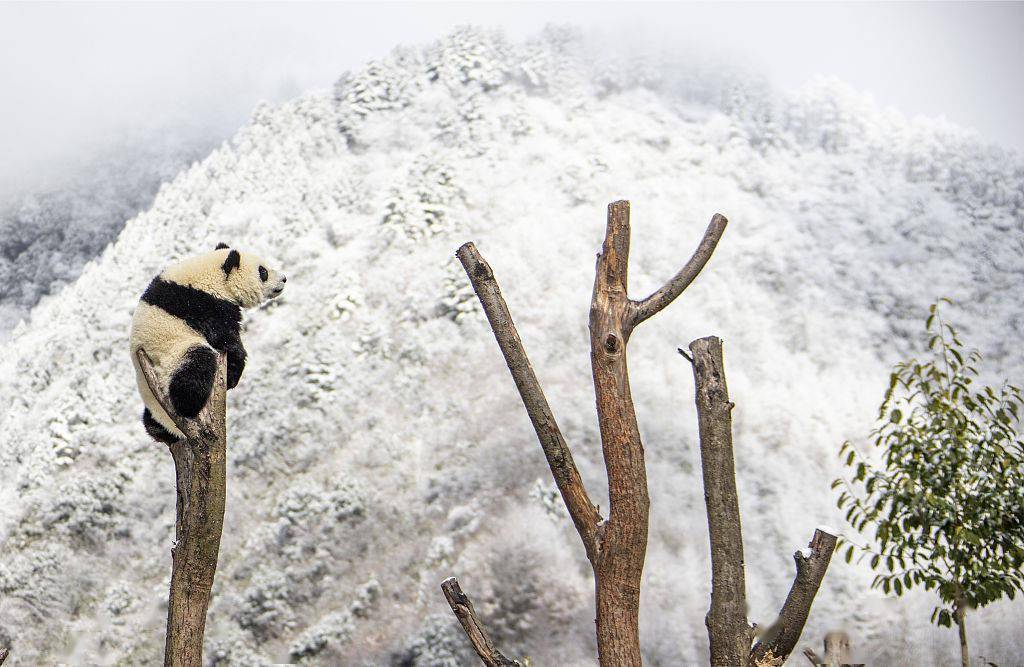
[{"xmin": 212, "ymin": 242, "xmax": 287, "ymax": 308}]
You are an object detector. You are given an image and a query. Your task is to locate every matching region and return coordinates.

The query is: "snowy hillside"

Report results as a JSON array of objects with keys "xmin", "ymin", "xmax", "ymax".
[
  {"xmin": 0, "ymin": 136, "xmax": 214, "ymax": 341},
  {"xmin": 1, "ymin": 26, "xmax": 1022, "ymax": 665}
]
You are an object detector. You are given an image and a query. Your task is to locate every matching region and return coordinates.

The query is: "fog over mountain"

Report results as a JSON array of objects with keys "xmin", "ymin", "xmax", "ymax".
[{"xmin": 0, "ymin": 27, "xmax": 1021, "ymax": 666}]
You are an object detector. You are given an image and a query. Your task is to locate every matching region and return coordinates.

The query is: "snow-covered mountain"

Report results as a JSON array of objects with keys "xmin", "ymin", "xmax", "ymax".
[
  {"xmin": 1, "ymin": 26, "xmax": 1021, "ymax": 666},
  {"xmin": 0, "ymin": 135, "xmax": 215, "ymax": 341}
]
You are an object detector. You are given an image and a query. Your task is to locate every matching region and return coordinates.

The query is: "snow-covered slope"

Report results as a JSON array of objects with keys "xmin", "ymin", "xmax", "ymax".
[{"xmin": 1, "ymin": 26, "xmax": 1021, "ymax": 665}]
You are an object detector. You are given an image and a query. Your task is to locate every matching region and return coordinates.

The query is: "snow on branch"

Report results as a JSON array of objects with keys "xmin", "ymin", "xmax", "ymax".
[{"xmin": 751, "ymin": 528, "xmax": 838, "ymax": 666}]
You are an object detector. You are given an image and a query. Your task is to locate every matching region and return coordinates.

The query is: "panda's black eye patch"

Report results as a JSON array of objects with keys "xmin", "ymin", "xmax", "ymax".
[{"xmin": 259, "ymin": 266, "xmax": 268, "ymax": 282}]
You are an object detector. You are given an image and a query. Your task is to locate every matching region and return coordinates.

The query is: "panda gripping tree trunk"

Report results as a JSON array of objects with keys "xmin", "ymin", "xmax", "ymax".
[{"xmin": 136, "ymin": 348, "xmax": 228, "ymax": 667}]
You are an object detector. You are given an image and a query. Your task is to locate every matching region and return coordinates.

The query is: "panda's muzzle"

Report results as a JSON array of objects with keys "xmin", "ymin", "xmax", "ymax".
[{"xmin": 270, "ymin": 275, "xmax": 286, "ymax": 298}]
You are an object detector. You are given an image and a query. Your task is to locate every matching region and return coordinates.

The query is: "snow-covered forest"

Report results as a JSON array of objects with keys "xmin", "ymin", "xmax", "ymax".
[{"xmin": 0, "ymin": 26, "xmax": 1021, "ymax": 665}]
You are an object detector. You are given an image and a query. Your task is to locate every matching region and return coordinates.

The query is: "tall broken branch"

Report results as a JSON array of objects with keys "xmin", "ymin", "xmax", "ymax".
[
  {"xmin": 441, "ymin": 578, "xmax": 521, "ymax": 667},
  {"xmin": 688, "ymin": 339, "xmax": 837, "ymax": 667},
  {"xmin": 136, "ymin": 349, "xmax": 228, "ymax": 667},
  {"xmin": 456, "ymin": 201, "xmax": 727, "ymax": 665},
  {"xmin": 456, "ymin": 242, "xmax": 602, "ymax": 560},
  {"xmin": 750, "ymin": 529, "xmax": 838, "ymax": 666},
  {"xmin": 689, "ymin": 337, "xmax": 749, "ymax": 666}
]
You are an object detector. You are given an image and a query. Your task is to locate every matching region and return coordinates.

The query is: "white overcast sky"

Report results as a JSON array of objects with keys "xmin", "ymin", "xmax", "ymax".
[{"xmin": 1, "ymin": 2, "xmax": 1021, "ymax": 196}]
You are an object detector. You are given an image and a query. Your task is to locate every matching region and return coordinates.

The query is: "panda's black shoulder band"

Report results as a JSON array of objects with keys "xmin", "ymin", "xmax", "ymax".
[
  {"xmin": 222, "ymin": 249, "xmax": 240, "ymax": 275},
  {"xmin": 141, "ymin": 278, "xmax": 241, "ymax": 350}
]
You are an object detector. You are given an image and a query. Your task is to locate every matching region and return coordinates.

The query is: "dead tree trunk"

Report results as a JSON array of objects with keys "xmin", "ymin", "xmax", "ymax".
[
  {"xmin": 689, "ymin": 337, "xmax": 749, "ymax": 665},
  {"xmin": 136, "ymin": 349, "xmax": 228, "ymax": 667},
  {"xmin": 688, "ymin": 338, "xmax": 838, "ymax": 667},
  {"xmin": 454, "ymin": 201, "xmax": 726, "ymax": 665}
]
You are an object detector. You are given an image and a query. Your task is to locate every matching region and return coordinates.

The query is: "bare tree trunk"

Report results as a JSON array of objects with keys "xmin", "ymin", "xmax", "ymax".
[
  {"xmin": 688, "ymin": 337, "xmax": 749, "ymax": 666},
  {"xmin": 589, "ymin": 201, "xmax": 651, "ymax": 665},
  {"xmin": 688, "ymin": 338, "xmax": 837, "ymax": 667},
  {"xmin": 955, "ymin": 603, "xmax": 969, "ymax": 667},
  {"xmin": 136, "ymin": 349, "xmax": 228, "ymax": 667},
  {"xmin": 441, "ymin": 578, "xmax": 521, "ymax": 667},
  {"xmin": 455, "ymin": 201, "xmax": 726, "ymax": 666}
]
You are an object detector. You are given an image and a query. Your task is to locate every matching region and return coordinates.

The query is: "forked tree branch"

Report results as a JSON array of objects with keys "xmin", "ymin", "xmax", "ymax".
[
  {"xmin": 136, "ymin": 348, "xmax": 228, "ymax": 667},
  {"xmin": 456, "ymin": 242, "xmax": 602, "ymax": 559},
  {"xmin": 441, "ymin": 578, "xmax": 521, "ymax": 667},
  {"xmin": 631, "ymin": 213, "xmax": 727, "ymax": 327},
  {"xmin": 688, "ymin": 337, "xmax": 749, "ymax": 666},
  {"xmin": 456, "ymin": 202, "xmax": 728, "ymax": 666},
  {"xmin": 750, "ymin": 529, "xmax": 838, "ymax": 666}
]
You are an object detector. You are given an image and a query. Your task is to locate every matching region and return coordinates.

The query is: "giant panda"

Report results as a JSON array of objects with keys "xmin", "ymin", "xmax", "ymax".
[{"xmin": 130, "ymin": 243, "xmax": 287, "ymax": 443}]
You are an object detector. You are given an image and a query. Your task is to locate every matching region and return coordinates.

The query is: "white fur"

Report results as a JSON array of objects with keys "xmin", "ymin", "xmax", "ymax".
[{"xmin": 129, "ymin": 248, "xmax": 285, "ymax": 439}]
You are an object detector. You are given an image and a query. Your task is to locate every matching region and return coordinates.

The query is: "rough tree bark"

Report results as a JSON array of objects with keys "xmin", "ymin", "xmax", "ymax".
[
  {"xmin": 688, "ymin": 338, "xmax": 838, "ymax": 667},
  {"xmin": 441, "ymin": 578, "xmax": 521, "ymax": 667},
  {"xmin": 136, "ymin": 349, "xmax": 228, "ymax": 667},
  {"xmin": 688, "ymin": 337, "xmax": 749, "ymax": 666},
  {"xmin": 0, "ymin": 646, "xmax": 8, "ymax": 665},
  {"xmin": 454, "ymin": 201, "xmax": 726, "ymax": 666}
]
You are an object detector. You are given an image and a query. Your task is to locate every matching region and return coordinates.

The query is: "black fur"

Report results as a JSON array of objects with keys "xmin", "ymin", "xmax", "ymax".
[
  {"xmin": 143, "ymin": 408, "xmax": 179, "ymax": 444},
  {"xmin": 216, "ymin": 242, "xmax": 230, "ymax": 250},
  {"xmin": 222, "ymin": 249, "xmax": 240, "ymax": 275},
  {"xmin": 142, "ymin": 277, "xmax": 242, "ymax": 348},
  {"xmin": 169, "ymin": 346, "xmax": 218, "ymax": 418},
  {"xmin": 141, "ymin": 276, "xmax": 248, "ymax": 391},
  {"xmin": 225, "ymin": 341, "xmax": 246, "ymax": 389}
]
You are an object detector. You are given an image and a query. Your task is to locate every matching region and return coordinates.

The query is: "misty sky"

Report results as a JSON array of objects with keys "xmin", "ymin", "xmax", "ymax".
[{"xmin": 1, "ymin": 2, "xmax": 1021, "ymax": 198}]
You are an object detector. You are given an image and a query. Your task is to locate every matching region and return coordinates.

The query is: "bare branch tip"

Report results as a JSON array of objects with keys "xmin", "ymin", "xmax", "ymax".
[{"xmin": 677, "ymin": 347, "xmax": 694, "ymax": 364}]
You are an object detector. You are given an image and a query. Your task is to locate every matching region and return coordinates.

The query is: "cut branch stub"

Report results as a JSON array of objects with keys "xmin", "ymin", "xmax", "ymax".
[
  {"xmin": 750, "ymin": 529, "xmax": 838, "ymax": 666},
  {"xmin": 136, "ymin": 347, "xmax": 228, "ymax": 667},
  {"xmin": 456, "ymin": 242, "xmax": 602, "ymax": 560},
  {"xmin": 441, "ymin": 578, "xmax": 521, "ymax": 667}
]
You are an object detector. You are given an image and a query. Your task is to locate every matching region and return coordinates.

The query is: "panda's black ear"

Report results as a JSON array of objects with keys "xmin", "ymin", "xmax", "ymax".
[
  {"xmin": 222, "ymin": 249, "xmax": 241, "ymax": 276},
  {"xmin": 216, "ymin": 242, "xmax": 230, "ymax": 250}
]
